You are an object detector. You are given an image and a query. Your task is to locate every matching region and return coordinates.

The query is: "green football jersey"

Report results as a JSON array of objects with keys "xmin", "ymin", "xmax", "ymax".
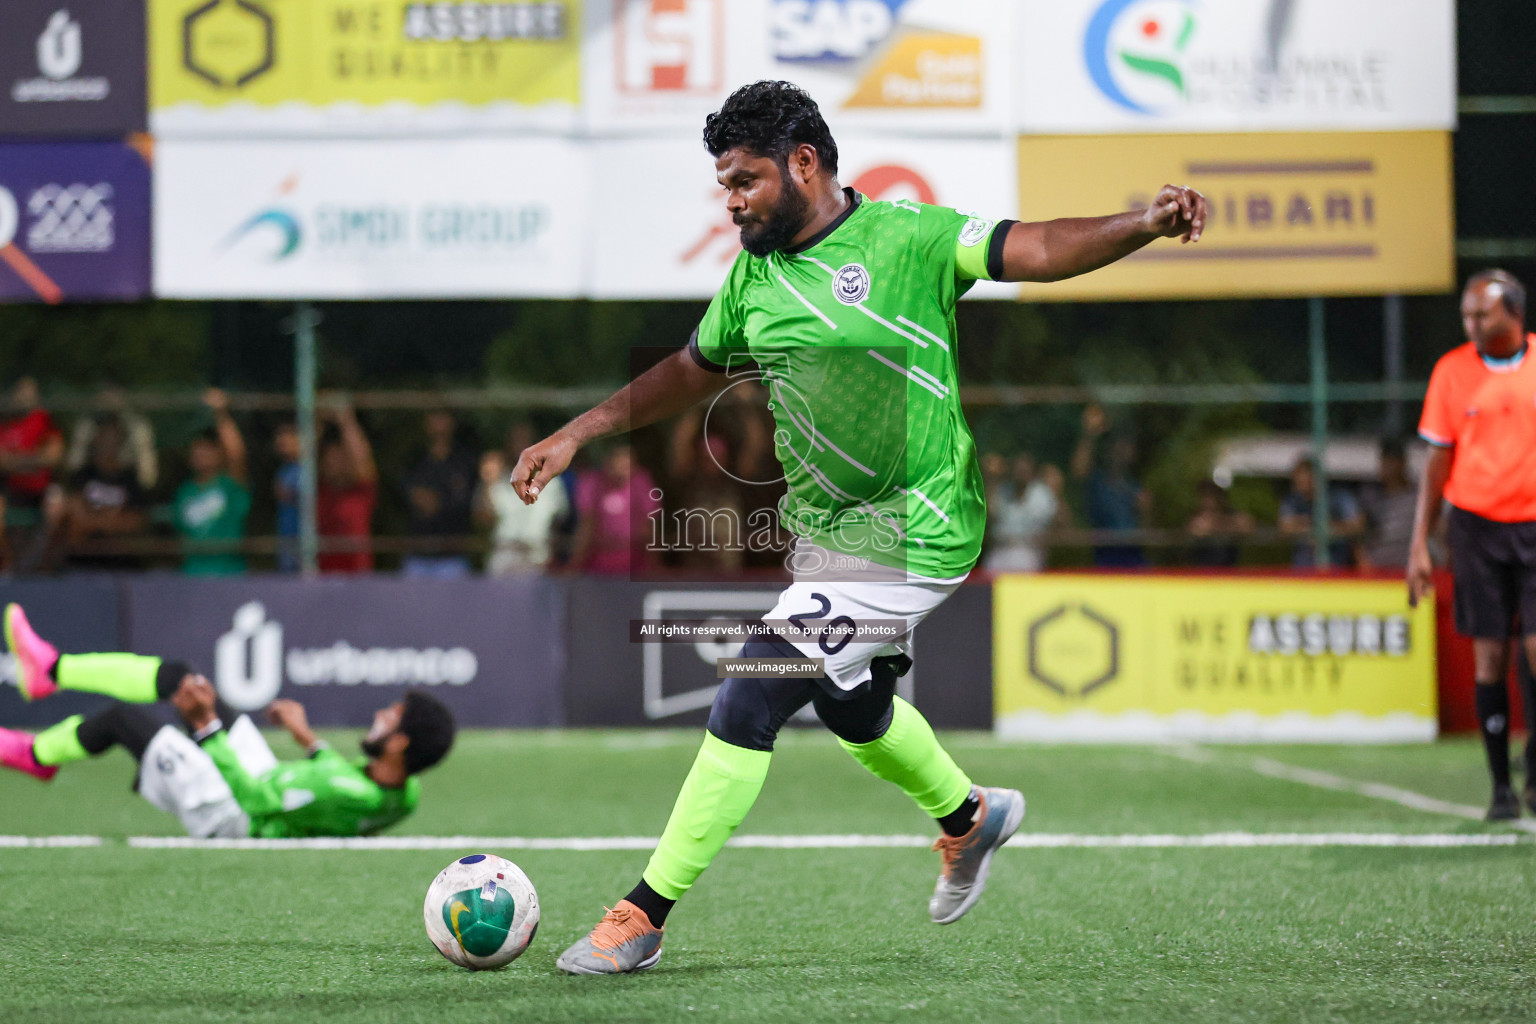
[
  {"xmin": 203, "ymin": 732, "xmax": 419, "ymax": 838},
  {"xmin": 690, "ymin": 190, "xmax": 1009, "ymax": 578}
]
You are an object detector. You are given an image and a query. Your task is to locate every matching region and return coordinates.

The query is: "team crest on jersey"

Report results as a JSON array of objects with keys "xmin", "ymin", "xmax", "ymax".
[
  {"xmin": 832, "ymin": 263, "xmax": 871, "ymax": 304},
  {"xmin": 959, "ymin": 217, "xmax": 993, "ymax": 247}
]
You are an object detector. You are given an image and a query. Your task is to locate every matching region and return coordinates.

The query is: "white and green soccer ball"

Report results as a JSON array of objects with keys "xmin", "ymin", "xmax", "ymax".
[{"xmin": 423, "ymin": 854, "xmax": 540, "ymax": 970}]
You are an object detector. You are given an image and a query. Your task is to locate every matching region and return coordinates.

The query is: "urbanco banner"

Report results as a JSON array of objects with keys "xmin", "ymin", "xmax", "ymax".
[
  {"xmin": 0, "ymin": 1, "xmax": 147, "ymax": 136},
  {"xmin": 0, "ymin": 141, "xmax": 152, "ymax": 304},
  {"xmin": 1017, "ymin": 0, "xmax": 1455, "ymax": 134},
  {"xmin": 154, "ymin": 138, "xmax": 589, "ymax": 299},
  {"xmin": 589, "ymin": 133, "xmax": 1017, "ymax": 299},
  {"xmin": 125, "ymin": 576, "xmax": 567, "ymax": 728},
  {"xmin": 149, "ymin": 0, "xmax": 582, "ymax": 137},
  {"xmin": 583, "ymin": 0, "xmax": 1014, "ymax": 135}
]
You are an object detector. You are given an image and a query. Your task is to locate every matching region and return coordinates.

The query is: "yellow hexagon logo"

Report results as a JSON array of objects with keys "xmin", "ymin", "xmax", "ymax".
[
  {"xmin": 183, "ymin": 0, "xmax": 275, "ymax": 90},
  {"xmin": 1026, "ymin": 603, "xmax": 1120, "ymax": 699}
]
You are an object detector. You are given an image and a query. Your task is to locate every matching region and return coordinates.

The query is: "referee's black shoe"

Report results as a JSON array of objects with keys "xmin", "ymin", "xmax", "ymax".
[{"xmin": 1487, "ymin": 785, "xmax": 1521, "ymax": 822}]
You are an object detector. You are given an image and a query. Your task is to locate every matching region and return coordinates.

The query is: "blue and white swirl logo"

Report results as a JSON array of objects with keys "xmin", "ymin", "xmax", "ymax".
[{"xmin": 1084, "ymin": 0, "xmax": 1199, "ymax": 115}]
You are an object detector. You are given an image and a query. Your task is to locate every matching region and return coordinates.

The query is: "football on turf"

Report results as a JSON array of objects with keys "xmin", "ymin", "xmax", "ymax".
[{"xmin": 423, "ymin": 854, "xmax": 540, "ymax": 970}]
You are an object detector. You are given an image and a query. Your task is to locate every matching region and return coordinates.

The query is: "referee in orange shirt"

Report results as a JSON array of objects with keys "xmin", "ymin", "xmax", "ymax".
[{"xmin": 1410, "ymin": 269, "xmax": 1536, "ymax": 820}]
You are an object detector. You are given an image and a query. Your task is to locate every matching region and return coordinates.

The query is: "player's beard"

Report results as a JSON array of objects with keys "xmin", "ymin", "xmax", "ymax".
[
  {"xmin": 736, "ymin": 169, "xmax": 812, "ymax": 257},
  {"xmin": 360, "ymin": 733, "xmax": 391, "ymax": 759}
]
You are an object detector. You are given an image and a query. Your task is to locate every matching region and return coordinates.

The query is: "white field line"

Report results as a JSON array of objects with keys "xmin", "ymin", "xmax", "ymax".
[
  {"xmin": 87, "ymin": 832, "xmax": 1533, "ymax": 851},
  {"xmin": 0, "ymin": 835, "xmax": 102, "ymax": 848},
  {"xmin": 1167, "ymin": 745, "xmax": 1536, "ymax": 835}
]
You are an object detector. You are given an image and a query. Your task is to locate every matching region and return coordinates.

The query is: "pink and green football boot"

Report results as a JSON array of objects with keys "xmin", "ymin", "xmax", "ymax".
[
  {"xmin": 0, "ymin": 728, "xmax": 57, "ymax": 781},
  {"xmin": 5, "ymin": 603, "xmax": 58, "ymax": 702}
]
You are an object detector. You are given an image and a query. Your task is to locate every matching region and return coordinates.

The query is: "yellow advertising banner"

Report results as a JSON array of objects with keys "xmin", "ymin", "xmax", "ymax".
[
  {"xmin": 994, "ymin": 575, "xmax": 1437, "ymax": 742},
  {"xmin": 1015, "ymin": 132, "xmax": 1454, "ymax": 300},
  {"xmin": 150, "ymin": 0, "xmax": 580, "ymax": 133}
]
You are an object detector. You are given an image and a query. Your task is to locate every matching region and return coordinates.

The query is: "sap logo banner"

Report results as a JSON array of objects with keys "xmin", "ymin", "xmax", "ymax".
[
  {"xmin": 155, "ymin": 138, "xmax": 586, "ymax": 299},
  {"xmin": 215, "ymin": 601, "xmax": 477, "ymax": 711},
  {"xmin": 1, "ymin": 1, "xmax": 146, "ymax": 136},
  {"xmin": 773, "ymin": 0, "xmax": 904, "ymax": 63}
]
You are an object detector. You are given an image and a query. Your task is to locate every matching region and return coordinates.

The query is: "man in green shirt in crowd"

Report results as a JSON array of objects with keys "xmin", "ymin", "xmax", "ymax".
[
  {"xmin": 174, "ymin": 388, "xmax": 252, "ymax": 576},
  {"xmin": 0, "ymin": 604, "xmax": 455, "ymax": 838}
]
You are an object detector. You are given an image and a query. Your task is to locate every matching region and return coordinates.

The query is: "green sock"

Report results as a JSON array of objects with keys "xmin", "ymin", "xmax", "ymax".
[
  {"xmin": 55, "ymin": 654, "xmax": 162, "ymax": 703},
  {"xmin": 32, "ymin": 715, "xmax": 88, "ymax": 767},
  {"xmin": 640, "ymin": 733, "xmax": 772, "ymax": 901},
  {"xmin": 839, "ymin": 697, "xmax": 973, "ymax": 818}
]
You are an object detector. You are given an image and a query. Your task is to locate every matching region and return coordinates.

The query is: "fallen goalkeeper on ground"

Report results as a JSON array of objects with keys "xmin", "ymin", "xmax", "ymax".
[{"xmin": 0, "ymin": 603, "xmax": 456, "ymax": 839}]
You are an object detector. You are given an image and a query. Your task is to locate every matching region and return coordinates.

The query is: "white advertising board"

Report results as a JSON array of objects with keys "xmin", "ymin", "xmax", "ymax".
[
  {"xmin": 583, "ymin": 0, "xmax": 1014, "ymax": 136},
  {"xmin": 1017, "ymin": 0, "xmax": 1456, "ymax": 134},
  {"xmin": 154, "ymin": 138, "xmax": 588, "ymax": 298},
  {"xmin": 588, "ymin": 133, "xmax": 1017, "ymax": 298}
]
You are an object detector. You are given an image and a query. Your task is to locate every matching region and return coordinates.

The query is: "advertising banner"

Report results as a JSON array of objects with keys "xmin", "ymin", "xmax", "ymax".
[
  {"xmin": 583, "ymin": 0, "xmax": 1012, "ymax": 135},
  {"xmin": 563, "ymin": 578, "xmax": 989, "ymax": 728},
  {"xmin": 993, "ymin": 575, "xmax": 1437, "ymax": 742},
  {"xmin": 589, "ymin": 133, "xmax": 1016, "ymax": 298},
  {"xmin": 0, "ymin": 1, "xmax": 147, "ymax": 136},
  {"xmin": 1015, "ymin": 131, "xmax": 1454, "ymax": 301},
  {"xmin": 0, "ymin": 578, "xmax": 122, "ymax": 729},
  {"xmin": 0, "ymin": 141, "xmax": 152, "ymax": 303},
  {"xmin": 154, "ymin": 138, "xmax": 587, "ymax": 298},
  {"xmin": 149, "ymin": 0, "xmax": 582, "ymax": 136},
  {"xmin": 125, "ymin": 576, "xmax": 566, "ymax": 728},
  {"xmin": 1017, "ymin": 0, "xmax": 1455, "ymax": 134}
]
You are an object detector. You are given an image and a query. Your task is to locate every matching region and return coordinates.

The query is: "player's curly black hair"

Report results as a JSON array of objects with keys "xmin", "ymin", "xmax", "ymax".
[
  {"xmin": 703, "ymin": 80, "xmax": 838, "ymax": 175},
  {"xmin": 399, "ymin": 690, "xmax": 456, "ymax": 775}
]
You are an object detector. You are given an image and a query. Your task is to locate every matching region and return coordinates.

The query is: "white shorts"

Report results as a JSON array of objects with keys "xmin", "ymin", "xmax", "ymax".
[
  {"xmin": 137, "ymin": 716, "xmax": 277, "ymax": 839},
  {"xmin": 763, "ymin": 542, "xmax": 968, "ymax": 692}
]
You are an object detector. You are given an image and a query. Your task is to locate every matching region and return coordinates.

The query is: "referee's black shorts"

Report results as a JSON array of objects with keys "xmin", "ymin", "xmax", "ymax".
[{"xmin": 1447, "ymin": 505, "xmax": 1536, "ymax": 638}]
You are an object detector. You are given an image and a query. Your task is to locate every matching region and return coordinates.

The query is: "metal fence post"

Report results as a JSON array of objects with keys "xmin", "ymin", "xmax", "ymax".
[
  {"xmin": 292, "ymin": 303, "xmax": 321, "ymax": 575},
  {"xmin": 1309, "ymin": 296, "xmax": 1330, "ymax": 569}
]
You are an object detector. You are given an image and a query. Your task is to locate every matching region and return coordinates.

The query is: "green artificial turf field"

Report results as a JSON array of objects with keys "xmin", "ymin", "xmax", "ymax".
[{"xmin": 1, "ymin": 730, "xmax": 1533, "ymax": 1023}]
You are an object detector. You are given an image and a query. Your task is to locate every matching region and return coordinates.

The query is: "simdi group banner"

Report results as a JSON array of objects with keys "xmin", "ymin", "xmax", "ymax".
[
  {"xmin": 1017, "ymin": 0, "xmax": 1455, "ymax": 134},
  {"xmin": 0, "ymin": 0, "xmax": 147, "ymax": 136},
  {"xmin": 0, "ymin": 141, "xmax": 152, "ymax": 304},
  {"xmin": 153, "ymin": 138, "xmax": 587, "ymax": 299},
  {"xmin": 589, "ymin": 133, "xmax": 1016, "ymax": 298},
  {"xmin": 1015, "ymin": 132, "xmax": 1454, "ymax": 301},
  {"xmin": 582, "ymin": 0, "xmax": 1013, "ymax": 135},
  {"xmin": 149, "ymin": 0, "xmax": 582, "ymax": 136},
  {"xmin": 993, "ymin": 575, "xmax": 1437, "ymax": 743}
]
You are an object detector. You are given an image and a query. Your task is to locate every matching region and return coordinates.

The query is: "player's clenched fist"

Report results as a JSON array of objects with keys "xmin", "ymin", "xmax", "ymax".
[
  {"xmin": 511, "ymin": 433, "xmax": 580, "ymax": 505},
  {"xmin": 1142, "ymin": 184, "xmax": 1208, "ymax": 243}
]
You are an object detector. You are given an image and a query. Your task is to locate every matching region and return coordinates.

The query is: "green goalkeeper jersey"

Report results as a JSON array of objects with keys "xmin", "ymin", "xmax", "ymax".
[
  {"xmin": 203, "ymin": 731, "xmax": 419, "ymax": 838},
  {"xmin": 689, "ymin": 190, "xmax": 1010, "ymax": 578}
]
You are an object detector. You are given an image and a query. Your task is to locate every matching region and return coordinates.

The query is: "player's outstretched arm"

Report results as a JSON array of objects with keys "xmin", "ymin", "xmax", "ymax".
[
  {"xmin": 997, "ymin": 184, "xmax": 1207, "ymax": 283},
  {"xmin": 511, "ymin": 348, "xmax": 726, "ymax": 505}
]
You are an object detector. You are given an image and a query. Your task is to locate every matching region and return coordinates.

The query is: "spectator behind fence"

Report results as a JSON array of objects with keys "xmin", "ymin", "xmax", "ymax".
[
  {"xmin": 173, "ymin": 389, "xmax": 250, "ymax": 576},
  {"xmin": 986, "ymin": 454, "xmax": 1062, "ymax": 574},
  {"xmin": 64, "ymin": 383, "xmax": 157, "ymax": 492},
  {"xmin": 1278, "ymin": 455, "xmax": 1362, "ymax": 568},
  {"xmin": 571, "ymin": 444, "xmax": 660, "ymax": 576},
  {"xmin": 1185, "ymin": 479, "xmax": 1254, "ymax": 567},
  {"xmin": 54, "ymin": 416, "xmax": 148, "ymax": 571},
  {"xmin": 666, "ymin": 406, "xmax": 764, "ymax": 573},
  {"xmin": 272, "ymin": 421, "xmax": 301, "ymax": 572},
  {"xmin": 0, "ymin": 377, "xmax": 65, "ymax": 568},
  {"xmin": 1072, "ymin": 404, "xmax": 1149, "ymax": 568},
  {"xmin": 402, "ymin": 410, "xmax": 478, "ymax": 578},
  {"xmin": 475, "ymin": 444, "xmax": 567, "ymax": 575},
  {"xmin": 1357, "ymin": 437, "xmax": 1417, "ymax": 570},
  {"xmin": 317, "ymin": 404, "xmax": 377, "ymax": 573}
]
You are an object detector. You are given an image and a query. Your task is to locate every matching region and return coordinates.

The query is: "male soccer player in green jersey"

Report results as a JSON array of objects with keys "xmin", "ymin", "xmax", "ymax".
[
  {"xmin": 0, "ymin": 604, "xmax": 455, "ymax": 838},
  {"xmin": 511, "ymin": 81, "xmax": 1209, "ymax": 974}
]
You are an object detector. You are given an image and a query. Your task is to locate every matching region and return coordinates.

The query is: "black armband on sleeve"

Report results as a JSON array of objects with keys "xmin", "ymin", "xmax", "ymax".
[
  {"xmin": 687, "ymin": 327, "xmax": 728, "ymax": 373},
  {"xmin": 987, "ymin": 220, "xmax": 1017, "ymax": 282}
]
